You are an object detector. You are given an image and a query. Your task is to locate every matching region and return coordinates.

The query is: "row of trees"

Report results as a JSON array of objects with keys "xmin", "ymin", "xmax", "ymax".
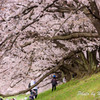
[{"xmin": 0, "ymin": 0, "xmax": 100, "ymax": 97}]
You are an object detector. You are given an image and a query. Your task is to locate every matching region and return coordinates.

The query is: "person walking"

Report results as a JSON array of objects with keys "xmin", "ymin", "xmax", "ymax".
[
  {"xmin": 51, "ymin": 75, "xmax": 57, "ymax": 91},
  {"xmin": 30, "ymin": 78, "xmax": 38, "ymax": 99}
]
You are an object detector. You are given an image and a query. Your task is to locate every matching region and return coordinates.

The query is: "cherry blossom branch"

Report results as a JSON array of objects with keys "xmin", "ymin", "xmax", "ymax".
[
  {"xmin": 17, "ymin": 32, "xmax": 99, "ymax": 48},
  {"xmin": 0, "ymin": 49, "xmax": 81, "ymax": 97}
]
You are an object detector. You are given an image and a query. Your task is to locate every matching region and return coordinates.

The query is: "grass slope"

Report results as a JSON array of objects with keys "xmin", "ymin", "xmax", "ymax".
[
  {"xmin": 4, "ymin": 73, "xmax": 100, "ymax": 100},
  {"xmin": 37, "ymin": 73, "xmax": 100, "ymax": 100}
]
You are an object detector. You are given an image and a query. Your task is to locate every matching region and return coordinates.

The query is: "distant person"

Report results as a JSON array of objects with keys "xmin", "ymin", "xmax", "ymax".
[
  {"xmin": 51, "ymin": 75, "xmax": 57, "ymax": 91},
  {"xmin": 29, "ymin": 82, "xmax": 34, "ymax": 100},
  {"xmin": 63, "ymin": 77, "xmax": 66, "ymax": 83},
  {"xmin": 29, "ymin": 78, "xmax": 38, "ymax": 99}
]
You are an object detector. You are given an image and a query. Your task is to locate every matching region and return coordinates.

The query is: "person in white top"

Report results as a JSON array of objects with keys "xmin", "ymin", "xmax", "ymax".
[
  {"xmin": 30, "ymin": 80, "xmax": 38, "ymax": 90},
  {"xmin": 30, "ymin": 78, "xmax": 38, "ymax": 99}
]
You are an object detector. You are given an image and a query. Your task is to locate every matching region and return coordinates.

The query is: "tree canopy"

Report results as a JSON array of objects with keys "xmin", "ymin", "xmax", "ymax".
[{"xmin": 0, "ymin": 0, "xmax": 100, "ymax": 97}]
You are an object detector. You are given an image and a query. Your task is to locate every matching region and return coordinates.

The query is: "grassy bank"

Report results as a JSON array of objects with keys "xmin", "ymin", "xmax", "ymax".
[
  {"xmin": 4, "ymin": 73, "xmax": 100, "ymax": 100},
  {"xmin": 37, "ymin": 73, "xmax": 100, "ymax": 100}
]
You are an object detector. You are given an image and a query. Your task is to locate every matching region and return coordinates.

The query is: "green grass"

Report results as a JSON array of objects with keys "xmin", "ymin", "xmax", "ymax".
[
  {"xmin": 3, "ymin": 94, "xmax": 29, "ymax": 100},
  {"xmin": 3, "ymin": 73, "xmax": 100, "ymax": 100},
  {"xmin": 36, "ymin": 73, "xmax": 100, "ymax": 100}
]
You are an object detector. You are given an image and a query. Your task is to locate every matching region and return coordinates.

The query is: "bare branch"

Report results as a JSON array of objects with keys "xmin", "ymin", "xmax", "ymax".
[{"xmin": 51, "ymin": 33, "xmax": 99, "ymax": 40}]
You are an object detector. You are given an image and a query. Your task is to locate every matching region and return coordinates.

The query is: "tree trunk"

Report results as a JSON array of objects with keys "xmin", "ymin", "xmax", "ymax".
[
  {"xmin": 78, "ymin": 52, "xmax": 91, "ymax": 74},
  {"xmin": 91, "ymin": 50, "xmax": 98, "ymax": 71},
  {"xmin": 84, "ymin": 1, "xmax": 100, "ymax": 35},
  {"xmin": 87, "ymin": 50, "xmax": 93, "ymax": 74}
]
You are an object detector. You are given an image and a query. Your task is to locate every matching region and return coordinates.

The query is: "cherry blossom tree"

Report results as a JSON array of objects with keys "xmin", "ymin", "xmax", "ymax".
[{"xmin": 0, "ymin": 0, "xmax": 100, "ymax": 97}]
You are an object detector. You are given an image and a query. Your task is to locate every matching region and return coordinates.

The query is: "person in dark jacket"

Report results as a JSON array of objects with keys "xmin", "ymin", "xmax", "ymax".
[{"xmin": 51, "ymin": 75, "xmax": 57, "ymax": 91}]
